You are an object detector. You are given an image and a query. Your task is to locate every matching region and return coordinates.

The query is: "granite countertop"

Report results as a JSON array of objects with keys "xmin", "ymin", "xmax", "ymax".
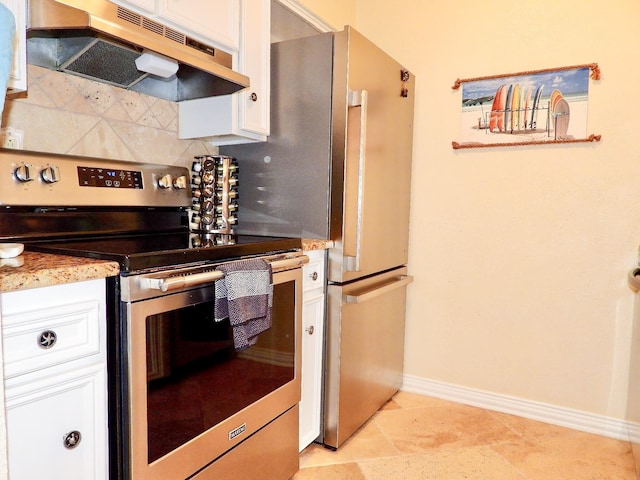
[
  {"xmin": 301, "ymin": 239, "xmax": 334, "ymax": 251},
  {"xmin": 0, "ymin": 251, "xmax": 120, "ymax": 293},
  {"xmin": 0, "ymin": 241, "xmax": 329, "ymax": 293}
]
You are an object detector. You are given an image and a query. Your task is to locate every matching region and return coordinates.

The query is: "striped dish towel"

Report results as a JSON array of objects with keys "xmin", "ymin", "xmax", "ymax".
[{"xmin": 214, "ymin": 258, "xmax": 273, "ymax": 351}]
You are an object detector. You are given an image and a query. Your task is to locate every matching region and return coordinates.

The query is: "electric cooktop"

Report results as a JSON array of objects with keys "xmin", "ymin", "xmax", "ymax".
[{"xmin": 27, "ymin": 233, "xmax": 302, "ymax": 273}]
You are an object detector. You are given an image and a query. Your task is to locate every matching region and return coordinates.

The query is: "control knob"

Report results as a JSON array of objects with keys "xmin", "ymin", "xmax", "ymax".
[
  {"xmin": 158, "ymin": 174, "xmax": 172, "ymax": 189},
  {"xmin": 41, "ymin": 165, "xmax": 60, "ymax": 184},
  {"xmin": 14, "ymin": 163, "xmax": 34, "ymax": 182},
  {"xmin": 173, "ymin": 175, "xmax": 188, "ymax": 189}
]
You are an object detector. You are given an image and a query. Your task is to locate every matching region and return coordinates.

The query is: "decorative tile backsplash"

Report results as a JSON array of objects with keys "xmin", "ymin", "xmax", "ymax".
[{"xmin": 1, "ymin": 65, "xmax": 216, "ymax": 166}]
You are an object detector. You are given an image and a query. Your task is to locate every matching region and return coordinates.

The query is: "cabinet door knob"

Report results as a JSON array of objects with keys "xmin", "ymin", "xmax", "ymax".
[
  {"xmin": 37, "ymin": 330, "xmax": 57, "ymax": 349},
  {"xmin": 249, "ymin": 92, "xmax": 258, "ymax": 102},
  {"xmin": 305, "ymin": 325, "xmax": 314, "ymax": 335},
  {"xmin": 309, "ymin": 271, "xmax": 318, "ymax": 281},
  {"xmin": 63, "ymin": 431, "xmax": 82, "ymax": 449}
]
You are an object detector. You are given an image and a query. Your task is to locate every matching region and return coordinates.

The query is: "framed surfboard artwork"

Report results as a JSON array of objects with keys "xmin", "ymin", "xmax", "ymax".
[{"xmin": 452, "ymin": 64, "xmax": 601, "ymax": 149}]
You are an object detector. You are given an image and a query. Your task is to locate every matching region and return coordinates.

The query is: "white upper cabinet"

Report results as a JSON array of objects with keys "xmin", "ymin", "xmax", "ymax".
[
  {"xmin": 158, "ymin": 0, "xmax": 240, "ymax": 52},
  {"xmin": 178, "ymin": 0, "xmax": 271, "ymax": 145},
  {"xmin": 0, "ymin": 0, "xmax": 27, "ymax": 93},
  {"xmin": 109, "ymin": 0, "xmax": 270, "ymax": 144},
  {"xmin": 111, "ymin": 0, "xmax": 156, "ymax": 14},
  {"xmin": 109, "ymin": 0, "xmax": 240, "ymax": 53},
  {"xmin": 236, "ymin": 0, "xmax": 270, "ymax": 138}
]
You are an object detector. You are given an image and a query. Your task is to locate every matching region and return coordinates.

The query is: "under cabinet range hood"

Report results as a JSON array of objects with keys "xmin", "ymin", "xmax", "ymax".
[{"xmin": 27, "ymin": 0, "xmax": 250, "ymax": 101}]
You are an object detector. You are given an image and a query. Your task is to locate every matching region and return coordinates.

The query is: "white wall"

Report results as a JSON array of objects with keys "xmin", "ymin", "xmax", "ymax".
[{"xmin": 299, "ymin": 0, "xmax": 640, "ymax": 422}]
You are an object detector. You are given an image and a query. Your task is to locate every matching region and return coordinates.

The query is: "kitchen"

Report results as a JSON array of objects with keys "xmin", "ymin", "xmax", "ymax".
[{"xmin": 0, "ymin": 0, "xmax": 639, "ymax": 479}]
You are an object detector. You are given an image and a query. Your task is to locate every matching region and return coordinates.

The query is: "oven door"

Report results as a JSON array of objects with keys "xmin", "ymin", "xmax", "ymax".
[{"xmin": 126, "ymin": 265, "xmax": 303, "ymax": 480}]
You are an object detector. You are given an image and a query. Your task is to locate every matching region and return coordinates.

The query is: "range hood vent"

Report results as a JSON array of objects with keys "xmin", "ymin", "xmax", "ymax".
[{"xmin": 27, "ymin": 0, "xmax": 250, "ymax": 102}]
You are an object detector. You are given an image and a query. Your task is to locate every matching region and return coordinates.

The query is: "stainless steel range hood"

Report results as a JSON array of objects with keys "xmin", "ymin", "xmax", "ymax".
[{"xmin": 27, "ymin": 0, "xmax": 250, "ymax": 102}]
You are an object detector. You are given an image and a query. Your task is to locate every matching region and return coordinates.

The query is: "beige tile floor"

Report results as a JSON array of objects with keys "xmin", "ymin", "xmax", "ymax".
[{"xmin": 294, "ymin": 391, "xmax": 638, "ymax": 480}]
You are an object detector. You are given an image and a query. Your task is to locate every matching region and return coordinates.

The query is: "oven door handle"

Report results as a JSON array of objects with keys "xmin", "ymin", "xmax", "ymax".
[
  {"xmin": 269, "ymin": 254, "xmax": 309, "ymax": 272},
  {"xmin": 140, "ymin": 255, "xmax": 310, "ymax": 292},
  {"xmin": 142, "ymin": 270, "xmax": 225, "ymax": 292}
]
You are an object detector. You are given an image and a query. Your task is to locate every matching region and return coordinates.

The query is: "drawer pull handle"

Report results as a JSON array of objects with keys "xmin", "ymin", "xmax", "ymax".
[
  {"xmin": 37, "ymin": 330, "xmax": 57, "ymax": 349},
  {"xmin": 63, "ymin": 431, "xmax": 82, "ymax": 449},
  {"xmin": 305, "ymin": 325, "xmax": 315, "ymax": 335}
]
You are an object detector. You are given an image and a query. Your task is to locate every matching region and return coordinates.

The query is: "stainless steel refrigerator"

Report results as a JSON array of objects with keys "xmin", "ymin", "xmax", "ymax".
[{"xmin": 221, "ymin": 26, "xmax": 415, "ymax": 449}]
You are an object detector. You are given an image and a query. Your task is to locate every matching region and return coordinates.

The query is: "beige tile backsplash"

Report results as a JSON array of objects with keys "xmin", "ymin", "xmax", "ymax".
[{"xmin": 1, "ymin": 65, "xmax": 216, "ymax": 166}]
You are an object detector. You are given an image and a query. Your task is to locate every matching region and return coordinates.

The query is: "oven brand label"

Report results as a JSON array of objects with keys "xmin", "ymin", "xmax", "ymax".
[{"xmin": 229, "ymin": 423, "xmax": 247, "ymax": 441}]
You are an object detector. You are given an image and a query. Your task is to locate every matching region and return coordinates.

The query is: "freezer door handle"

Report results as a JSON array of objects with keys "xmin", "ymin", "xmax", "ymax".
[
  {"xmin": 345, "ymin": 89, "xmax": 368, "ymax": 273},
  {"xmin": 344, "ymin": 275, "xmax": 413, "ymax": 304}
]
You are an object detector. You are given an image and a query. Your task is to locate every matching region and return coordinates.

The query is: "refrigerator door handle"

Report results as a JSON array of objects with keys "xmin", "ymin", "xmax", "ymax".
[
  {"xmin": 344, "ymin": 275, "xmax": 413, "ymax": 304},
  {"xmin": 345, "ymin": 89, "xmax": 368, "ymax": 272}
]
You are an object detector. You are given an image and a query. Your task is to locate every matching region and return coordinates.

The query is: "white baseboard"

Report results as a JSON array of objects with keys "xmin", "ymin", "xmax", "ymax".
[{"xmin": 402, "ymin": 374, "xmax": 640, "ymax": 444}]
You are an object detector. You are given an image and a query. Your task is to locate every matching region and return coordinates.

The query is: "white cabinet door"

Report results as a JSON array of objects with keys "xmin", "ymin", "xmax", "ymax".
[
  {"xmin": 108, "ymin": 0, "xmax": 239, "ymax": 52},
  {"xmin": 158, "ymin": 0, "xmax": 239, "ymax": 52},
  {"xmin": 178, "ymin": 0, "xmax": 270, "ymax": 145},
  {"xmin": 5, "ymin": 365, "xmax": 108, "ymax": 480},
  {"xmin": 236, "ymin": 0, "xmax": 270, "ymax": 137},
  {"xmin": 2, "ymin": 279, "xmax": 108, "ymax": 480},
  {"xmin": 0, "ymin": 0, "xmax": 26, "ymax": 93},
  {"xmin": 299, "ymin": 250, "xmax": 325, "ymax": 451}
]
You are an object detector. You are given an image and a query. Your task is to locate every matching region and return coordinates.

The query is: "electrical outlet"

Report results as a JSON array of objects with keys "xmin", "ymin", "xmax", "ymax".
[{"xmin": 0, "ymin": 127, "xmax": 24, "ymax": 149}]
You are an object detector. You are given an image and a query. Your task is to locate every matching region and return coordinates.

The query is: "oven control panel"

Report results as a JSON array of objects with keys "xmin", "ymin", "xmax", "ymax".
[
  {"xmin": 0, "ymin": 149, "xmax": 192, "ymax": 207},
  {"xmin": 77, "ymin": 166, "xmax": 144, "ymax": 189}
]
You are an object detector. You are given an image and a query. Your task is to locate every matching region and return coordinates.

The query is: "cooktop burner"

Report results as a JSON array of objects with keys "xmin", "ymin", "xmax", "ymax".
[{"xmin": 26, "ymin": 233, "xmax": 302, "ymax": 273}]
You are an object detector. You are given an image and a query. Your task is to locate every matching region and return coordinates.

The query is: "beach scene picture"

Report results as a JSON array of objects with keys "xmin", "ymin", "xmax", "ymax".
[{"xmin": 459, "ymin": 67, "xmax": 590, "ymax": 147}]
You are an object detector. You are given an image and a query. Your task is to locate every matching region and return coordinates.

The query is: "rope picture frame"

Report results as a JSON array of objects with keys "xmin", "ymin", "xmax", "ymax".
[{"xmin": 451, "ymin": 63, "xmax": 601, "ymax": 149}]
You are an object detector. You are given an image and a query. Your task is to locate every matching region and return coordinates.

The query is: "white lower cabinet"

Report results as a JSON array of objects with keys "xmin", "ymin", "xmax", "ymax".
[
  {"xmin": 2, "ymin": 279, "xmax": 108, "ymax": 480},
  {"xmin": 299, "ymin": 250, "xmax": 326, "ymax": 451},
  {"xmin": 5, "ymin": 365, "xmax": 106, "ymax": 479}
]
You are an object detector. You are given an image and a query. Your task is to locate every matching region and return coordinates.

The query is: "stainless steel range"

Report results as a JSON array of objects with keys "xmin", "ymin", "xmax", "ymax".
[{"xmin": 0, "ymin": 149, "xmax": 306, "ymax": 480}]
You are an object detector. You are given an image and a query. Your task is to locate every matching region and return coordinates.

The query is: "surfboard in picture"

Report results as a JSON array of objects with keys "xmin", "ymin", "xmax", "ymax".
[
  {"xmin": 510, "ymin": 83, "xmax": 520, "ymax": 132},
  {"xmin": 497, "ymin": 84, "xmax": 507, "ymax": 131},
  {"xmin": 504, "ymin": 84, "xmax": 513, "ymax": 132},
  {"xmin": 523, "ymin": 86, "xmax": 533, "ymax": 131},
  {"xmin": 489, "ymin": 85, "xmax": 506, "ymax": 132},
  {"xmin": 553, "ymin": 98, "xmax": 570, "ymax": 139},
  {"xmin": 531, "ymin": 85, "xmax": 544, "ymax": 129},
  {"xmin": 549, "ymin": 89, "xmax": 562, "ymax": 113},
  {"xmin": 548, "ymin": 90, "xmax": 563, "ymax": 133}
]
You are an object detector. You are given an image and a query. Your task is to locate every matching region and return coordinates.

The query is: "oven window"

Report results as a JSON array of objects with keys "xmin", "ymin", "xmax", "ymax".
[{"xmin": 145, "ymin": 281, "xmax": 295, "ymax": 463}]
